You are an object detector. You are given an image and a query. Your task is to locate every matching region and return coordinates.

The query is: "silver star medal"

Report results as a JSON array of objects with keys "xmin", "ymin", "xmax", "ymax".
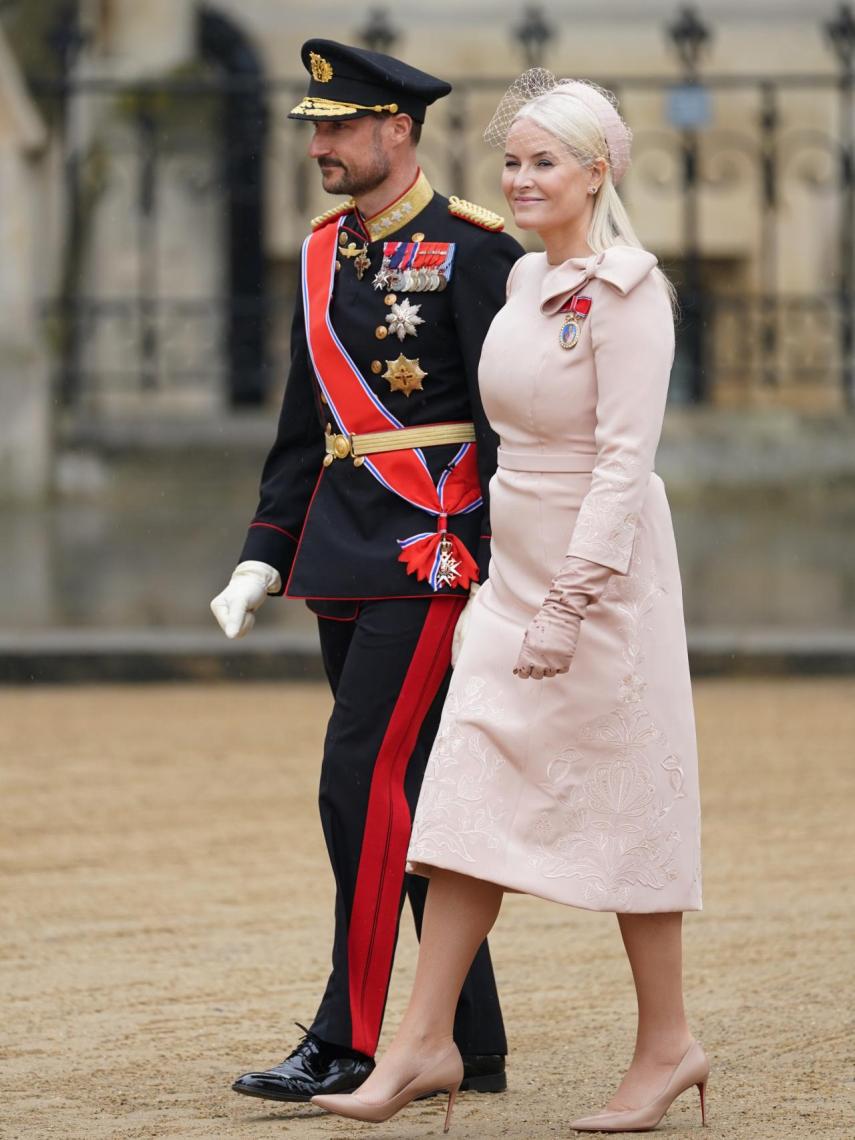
[
  {"xmin": 373, "ymin": 264, "xmax": 394, "ymax": 290},
  {"xmin": 386, "ymin": 298, "xmax": 425, "ymax": 341},
  {"xmin": 436, "ymin": 536, "xmax": 461, "ymax": 586}
]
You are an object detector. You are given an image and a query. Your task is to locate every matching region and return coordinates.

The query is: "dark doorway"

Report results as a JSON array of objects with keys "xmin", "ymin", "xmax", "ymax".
[{"xmin": 198, "ymin": 5, "xmax": 269, "ymax": 405}]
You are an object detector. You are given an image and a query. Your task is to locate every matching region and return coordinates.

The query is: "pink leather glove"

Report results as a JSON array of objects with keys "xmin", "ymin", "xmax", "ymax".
[{"xmin": 514, "ymin": 557, "xmax": 614, "ymax": 680}]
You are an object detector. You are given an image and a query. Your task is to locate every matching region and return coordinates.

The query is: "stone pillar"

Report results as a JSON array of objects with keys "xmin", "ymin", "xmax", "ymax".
[
  {"xmin": 0, "ymin": 29, "xmax": 51, "ymax": 503},
  {"xmin": 91, "ymin": 0, "xmax": 195, "ymax": 76}
]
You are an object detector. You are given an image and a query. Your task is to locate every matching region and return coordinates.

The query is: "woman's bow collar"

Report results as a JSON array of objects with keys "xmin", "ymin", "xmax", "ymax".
[{"xmin": 540, "ymin": 246, "xmax": 658, "ymax": 315}]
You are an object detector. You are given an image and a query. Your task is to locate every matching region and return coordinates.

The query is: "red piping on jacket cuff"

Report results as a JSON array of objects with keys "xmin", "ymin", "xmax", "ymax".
[{"xmin": 248, "ymin": 522, "xmax": 299, "ymax": 543}]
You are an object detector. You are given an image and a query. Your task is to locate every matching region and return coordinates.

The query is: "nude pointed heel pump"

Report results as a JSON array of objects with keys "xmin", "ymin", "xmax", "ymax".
[
  {"xmin": 444, "ymin": 1082, "xmax": 460, "ymax": 1132},
  {"xmin": 311, "ymin": 1043, "xmax": 464, "ymax": 1131},
  {"xmin": 697, "ymin": 1074, "xmax": 708, "ymax": 1126},
  {"xmin": 570, "ymin": 1040, "xmax": 710, "ymax": 1133}
]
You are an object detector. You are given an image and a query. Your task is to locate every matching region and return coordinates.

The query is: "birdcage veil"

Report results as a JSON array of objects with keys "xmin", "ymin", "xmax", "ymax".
[{"xmin": 483, "ymin": 68, "xmax": 632, "ymax": 185}]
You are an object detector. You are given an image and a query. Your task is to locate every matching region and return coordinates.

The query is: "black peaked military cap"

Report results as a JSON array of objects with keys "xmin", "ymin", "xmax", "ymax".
[{"xmin": 289, "ymin": 39, "xmax": 452, "ymax": 124}]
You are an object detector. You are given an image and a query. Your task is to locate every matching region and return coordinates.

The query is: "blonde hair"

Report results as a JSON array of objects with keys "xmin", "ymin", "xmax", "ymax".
[{"xmin": 512, "ymin": 90, "xmax": 677, "ymax": 307}]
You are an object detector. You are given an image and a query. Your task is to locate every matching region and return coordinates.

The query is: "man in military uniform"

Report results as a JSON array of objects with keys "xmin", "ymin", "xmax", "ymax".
[{"xmin": 211, "ymin": 39, "xmax": 523, "ymax": 1103}]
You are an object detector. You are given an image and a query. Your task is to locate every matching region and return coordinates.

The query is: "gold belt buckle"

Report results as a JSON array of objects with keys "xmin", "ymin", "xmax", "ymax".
[{"xmin": 323, "ymin": 424, "xmax": 354, "ymax": 466}]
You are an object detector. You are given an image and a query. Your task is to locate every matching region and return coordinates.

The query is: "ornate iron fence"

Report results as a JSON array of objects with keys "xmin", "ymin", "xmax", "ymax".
[{"xmin": 34, "ymin": 11, "xmax": 855, "ymax": 412}]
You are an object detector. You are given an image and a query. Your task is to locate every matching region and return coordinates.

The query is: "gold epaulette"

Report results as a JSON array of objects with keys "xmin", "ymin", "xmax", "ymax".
[
  {"xmin": 310, "ymin": 198, "xmax": 356, "ymax": 230},
  {"xmin": 448, "ymin": 196, "xmax": 505, "ymax": 232}
]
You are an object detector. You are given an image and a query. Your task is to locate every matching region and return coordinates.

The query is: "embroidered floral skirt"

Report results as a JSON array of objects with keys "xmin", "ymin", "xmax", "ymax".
[{"xmin": 407, "ymin": 468, "xmax": 702, "ymax": 913}]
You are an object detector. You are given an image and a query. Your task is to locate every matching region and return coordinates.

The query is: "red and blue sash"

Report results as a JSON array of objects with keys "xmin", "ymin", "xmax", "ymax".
[{"xmin": 302, "ymin": 217, "xmax": 481, "ymax": 590}]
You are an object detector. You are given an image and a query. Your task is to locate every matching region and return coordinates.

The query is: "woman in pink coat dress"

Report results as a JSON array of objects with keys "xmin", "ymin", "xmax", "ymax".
[{"xmin": 313, "ymin": 71, "xmax": 708, "ymax": 1134}]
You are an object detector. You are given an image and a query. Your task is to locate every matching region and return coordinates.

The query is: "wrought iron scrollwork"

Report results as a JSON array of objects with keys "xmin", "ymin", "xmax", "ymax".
[{"xmin": 35, "ymin": 6, "xmax": 855, "ymax": 410}]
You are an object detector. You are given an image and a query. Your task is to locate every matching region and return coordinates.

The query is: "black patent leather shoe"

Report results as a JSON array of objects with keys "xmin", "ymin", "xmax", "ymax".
[
  {"xmin": 460, "ymin": 1053, "xmax": 507, "ymax": 1093},
  {"xmin": 414, "ymin": 1052, "xmax": 507, "ymax": 1101},
  {"xmin": 232, "ymin": 1028, "xmax": 374, "ymax": 1103}
]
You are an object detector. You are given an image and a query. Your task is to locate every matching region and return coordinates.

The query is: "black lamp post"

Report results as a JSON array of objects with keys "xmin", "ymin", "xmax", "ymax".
[
  {"xmin": 46, "ymin": 0, "xmax": 88, "ymax": 79},
  {"xmin": 667, "ymin": 5, "xmax": 710, "ymax": 78},
  {"xmin": 825, "ymin": 4, "xmax": 855, "ymax": 406},
  {"xmin": 512, "ymin": 6, "xmax": 554, "ymax": 70},
  {"xmin": 826, "ymin": 2, "xmax": 855, "ymax": 68},
  {"xmin": 667, "ymin": 5, "xmax": 712, "ymax": 402},
  {"xmin": 47, "ymin": 1, "xmax": 89, "ymax": 406},
  {"xmin": 357, "ymin": 8, "xmax": 399, "ymax": 55}
]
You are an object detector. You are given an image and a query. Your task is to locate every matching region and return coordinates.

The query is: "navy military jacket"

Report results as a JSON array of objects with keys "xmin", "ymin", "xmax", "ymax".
[{"xmin": 240, "ymin": 172, "xmax": 524, "ymax": 613}]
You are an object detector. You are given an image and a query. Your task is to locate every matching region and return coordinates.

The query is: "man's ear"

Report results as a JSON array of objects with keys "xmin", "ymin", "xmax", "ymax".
[{"xmin": 387, "ymin": 112, "xmax": 416, "ymax": 146}]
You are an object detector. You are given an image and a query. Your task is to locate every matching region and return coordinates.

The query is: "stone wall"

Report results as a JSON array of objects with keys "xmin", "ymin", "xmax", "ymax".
[
  {"xmin": 0, "ymin": 27, "xmax": 52, "ymax": 503},
  {"xmin": 5, "ymin": 2, "xmax": 851, "ymax": 429}
]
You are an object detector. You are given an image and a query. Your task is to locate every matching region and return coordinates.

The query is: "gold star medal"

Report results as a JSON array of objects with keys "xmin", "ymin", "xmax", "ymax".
[{"xmin": 383, "ymin": 354, "xmax": 427, "ymax": 397}]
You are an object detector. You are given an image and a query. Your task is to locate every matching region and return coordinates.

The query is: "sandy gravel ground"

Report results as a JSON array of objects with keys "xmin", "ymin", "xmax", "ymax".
[{"xmin": 1, "ymin": 679, "xmax": 853, "ymax": 1140}]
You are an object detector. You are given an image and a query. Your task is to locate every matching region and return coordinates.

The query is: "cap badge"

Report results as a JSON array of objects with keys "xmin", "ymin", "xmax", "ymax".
[{"xmin": 310, "ymin": 52, "xmax": 333, "ymax": 83}]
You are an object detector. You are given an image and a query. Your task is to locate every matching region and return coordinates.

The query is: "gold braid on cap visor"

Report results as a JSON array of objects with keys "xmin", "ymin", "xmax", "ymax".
[{"xmin": 290, "ymin": 95, "xmax": 400, "ymax": 117}]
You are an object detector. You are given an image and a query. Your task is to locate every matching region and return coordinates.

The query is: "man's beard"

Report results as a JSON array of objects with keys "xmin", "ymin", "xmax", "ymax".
[{"xmin": 318, "ymin": 150, "xmax": 391, "ymax": 197}]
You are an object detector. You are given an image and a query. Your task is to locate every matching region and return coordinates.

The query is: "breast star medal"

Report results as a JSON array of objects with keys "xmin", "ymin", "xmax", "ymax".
[
  {"xmin": 558, "ymin": 294, "xmax": 592, "ymax": 350},
  {"xmin": 385, "ymin": 298, "xmax": 424, "ymax": 341},
  {"xmin": 382, "ymin": 353, "xmax": 427, "ymax": 396},
  {"xmin": 435, "ymin": 535, "xmax": 462, "ymax": 587}
]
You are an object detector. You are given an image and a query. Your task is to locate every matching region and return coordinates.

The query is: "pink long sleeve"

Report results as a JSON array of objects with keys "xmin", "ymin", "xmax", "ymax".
[{"xmin": 566, "ymin": 271, "xmax": 675, "ymax": 574}]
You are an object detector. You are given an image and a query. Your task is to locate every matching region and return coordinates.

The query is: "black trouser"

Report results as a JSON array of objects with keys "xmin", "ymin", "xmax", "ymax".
[{"xmin": 309, "ymin": 596, "xmax": 507, "ymax": 1058}]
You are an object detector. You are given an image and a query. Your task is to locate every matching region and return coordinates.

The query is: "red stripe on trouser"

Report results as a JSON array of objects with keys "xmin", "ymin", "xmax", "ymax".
[{"xmin": 347, "ymin": 597, "xmax": 465, "ymax": 1057}]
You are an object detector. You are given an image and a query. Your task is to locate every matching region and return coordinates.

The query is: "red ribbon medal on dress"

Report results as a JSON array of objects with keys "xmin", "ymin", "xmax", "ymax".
[
  {"xmin": 558, "ymin": 293, "xmax": 592, "ymax": 350},
  {"xmin": 302, "ymin": 218, "xmax": 480, "ymax": 590}
]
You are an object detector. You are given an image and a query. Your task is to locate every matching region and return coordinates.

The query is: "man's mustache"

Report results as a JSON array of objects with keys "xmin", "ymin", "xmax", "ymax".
[{"xmin": 318, "ymin": 159, "xmax": 345, "ymax": 171}]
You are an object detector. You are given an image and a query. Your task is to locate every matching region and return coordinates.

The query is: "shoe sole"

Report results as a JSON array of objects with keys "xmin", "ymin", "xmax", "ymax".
[
  {"xmin": 461, "ymin": 1071, "xmax": 507, "ymax": 1094},
  {"xmin": 233, "ymin": 1071, "xmax": 508, "ymax": 1105},
  {"xmin": 231, "ymin": 1082, "xmax": 312, "ymax": 1103},
  {"xmin": 416, "ymin": 1071, "xmax": 508, "ymax": 1099}
]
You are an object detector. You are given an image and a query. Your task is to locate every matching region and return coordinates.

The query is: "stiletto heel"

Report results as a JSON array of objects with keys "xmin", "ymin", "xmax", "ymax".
[
  {"xmin": 570, "ymin": 1040, "xmax": 710, "ymax": 1133},
  {"xmin": 311, "ymin": 1043, "xmax": 464, "ymax": 1128},
  {"xmin": 443, "ymin": 1081, "xmax": 461, "ymax": 1133},
  {"xmin": 697, "ymin": 1077, "xmax": 708, "ymax": 1125}
]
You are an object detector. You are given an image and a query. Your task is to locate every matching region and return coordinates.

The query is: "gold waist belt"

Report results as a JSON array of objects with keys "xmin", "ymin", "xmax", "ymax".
[{"xmin": 324, "ymin": 422, "xmax": 476, "ymax": 467}]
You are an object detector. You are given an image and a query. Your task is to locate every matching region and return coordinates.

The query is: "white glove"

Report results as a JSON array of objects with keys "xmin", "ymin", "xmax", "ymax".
[
  {"xmin": 451, "ymin": 583, "xmax": 480, "ymax": 667},
  {"xmin": 210, "ymin": 561, "xmax": 282, "ymax": 640}
]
